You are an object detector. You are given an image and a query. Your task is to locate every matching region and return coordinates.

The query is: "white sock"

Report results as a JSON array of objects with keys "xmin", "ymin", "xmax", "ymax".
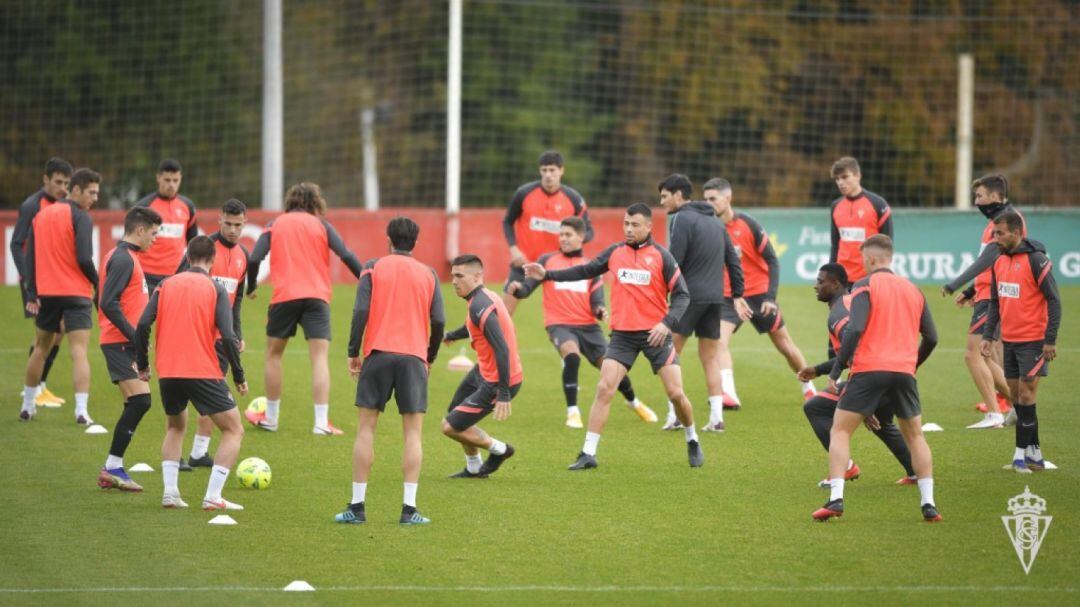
[
  {"xmin": 567, "ymin": 405, "xmax": 581, "ymax": 417},
  {"xmin": 720, "ymin": 369, "xmax": 738, "ymax": 400},
  {"xmin": 352, "ymin": 482, "xmax": 367, "ymax": 505},
  {"xmin": 666, "ymin": 400, "xmax": 675, "ymax": 419},
  {"xmin": 830, "ymin": 478, "xmax": 845, "ymax": 502},
  {"xmin": 801, "ymin": 380, "xmax": 816, "ymax": 396},
  {"xmin": 37, "ymin": 382, "xmax": 46, "ymax": 396},
  {"xmin": 1013, "ymin": 447, "xmax": 1025, "ymax": 461},
  {"xmin": 917, "ymin": 477, "xmax": 935, "ymax": 506},
  {"xmin": 74, "ymin": 392, "xmax": 89, "ymax": 417},
  {"xmin": 266, "ymin": 399, "xmax": 281, "ymax": 423},
  {"xmin": 1029, "ymin": 445, "xmax": 1043, "ymax": 460},
  {"xmin": 582, "ymin": 431, "xmax": 601, "ymax": 456},
  {"xmin": 22, "ymin": 385, "xmax": 36, "ymax": 412},
  {"xmin": 314, "ymin": 403, "xmax": 329, "ymax": 428},
  {"xmin": 684, "ymin": 424, "xmax": 698, "ymax": 443},
  {"xmin": 466, "ymin": 454, "xmax": 483, "ymax": 474},
  {"xmin": 707, "ymin": 396, "xmax": 724, "ymax": 424},
  {"xmin": 205, "ymin": 465, "xmax": 230, "ymax": 502},
  {"xmin": 162, "ymin": 460, "xmax": 180, "ymax": 495},
  {"xmin": 403, "ymin": 482, "xmax": 418, "ymax": 508},
  {"xmin": 489, "ymin": 439, "xmax": 507, "ymax": 455},
  {"xmin": 105, "ymin": 455, "xmax": 123, "ymax": 470},
  {"xmin": 190, "ymin": 434, "xmax": 211, "ymax": 459}
]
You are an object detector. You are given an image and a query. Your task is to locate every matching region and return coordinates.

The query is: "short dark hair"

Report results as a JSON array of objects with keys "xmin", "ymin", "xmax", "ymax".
[
  {"xmin": 972, "ymin": 173, "xmax": 1008, "ymax": 201},
  {"xmin": 45, "ymin": 157, "xmax": 73, "ymax": 178},
  {"xmin": 125, "ymin": 206, "xmax": 163, "ymax": 235},
  {"xmin": 993, "ymin": 210, "xmax": 1025, "ymax": 233},
  {"xmin": 387, "ymin": 216, "xmax": 420, "ymax": 252},
  {"xmin": 221, "ymin": 198, "xmax": 247, "ymax": 216},
  {"xmin": 560, "ymin": 216, "xmax": 586, "ymax": 235},
  {"xmin": 861, "ymin": 233, "xmax": 893, "ymax": 254},
  {"xmin": 831, "ymin": 157, "xmax": 860, "ymax": 178},
  {"xmin": 626, "ymin": 202, "xmax": 652, "ymax": 219},
  {"xmin": 658, "ymin": 173, "xmax": 693, "ymax": 199},
  {"xmin": 702, "ymin": 177, "xmax": 731, "ymax": 193},
  {"xmin": 451, "ymin": 254, "xmax": 483, "ymax": 269},
  {"xmin": 538, "ymin": 150, "xmax": 564, "ymax": 167},
  {"xmin": 818, "ymin": 262, "xmax": 848, "ymax": 286},
  {"xmin": 69, "ymin": 168, "xmax": 101, "ymax": 192},
  {"xmin": 186, "ymin": 235, "xmax": 216, "ymax": 265},
  {"xmin": 284, "ymin": 182, "xmax": 328, "ymax": 215},
  {"xmin": 158, "ymin": 159, "xmax": 183, "ymax": 173}
]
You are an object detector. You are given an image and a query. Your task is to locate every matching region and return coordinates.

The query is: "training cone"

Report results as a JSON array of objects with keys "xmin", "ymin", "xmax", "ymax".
[
  {"xmin": 208, "ymin": 515, "xmax": 237, "ymax": 525},
  {"xmin": 84, "ymin": 424, "xmax": 108, "ymax": 434},
  {"xmin": 129, "ymin": 462, "xmax": 154, "ymax": 472},
  {"xmin": 921, "ymin": 422, "xmax": 944, "ymax": 432},
  {"xmin": 284, "ymin": 581, "xmax": 315, "ymax": 592},
  {"xmin": 447, "ymin": 347, "xmax": 475, "ymax": 372}
]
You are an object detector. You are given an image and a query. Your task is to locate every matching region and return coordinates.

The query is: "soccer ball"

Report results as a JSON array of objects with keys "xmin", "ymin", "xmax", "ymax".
[
  {"xmin": 245, "ymin": 396, "xmax": 267, "ymax": 425},
  {"xmin": 236, "ymin": 457, "xmax": 272, "ymax": 489}
]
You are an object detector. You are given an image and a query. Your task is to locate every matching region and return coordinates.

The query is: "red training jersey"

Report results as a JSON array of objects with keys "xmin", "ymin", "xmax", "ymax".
[
  {"xmin": 466, "ymin": 288, "xmax": 524, "ymax": 386},
  {"xmin": 360, "ymin": 254, "xmax": 440, "ymax": 361},
  {"xmin": 154, "ymin": 271, "xmax": 226, "ymax": 379},
  {"xmin": 991, "ymin": 247, "xmax": 1052, "ymax": 343},
  {"xmin": 98, "ymin": 243, "xmax": 148, "ymax": 345},
  {"xmin": 32, "ymin": 202, "xmax": 93, "ymax": 298},
  {"xmin": 723, "ymin": 212, "xmax": 773, "ymax": 298},
  {"xmin": 850, "ymin": 271, "xmax": 926, "ymax": 376},
  {"xmin": 268, "ymin": 212, "xmax": 332, "ymax": 304},
  {"xmin": 973, "ymin": 209, "xmax": 1026, "ymax": 302},
  {"xmin": 830, "ymin": 190, "xmax": 891, "ymax": 282},
  {"xmin": 504, "ymin": 182, "xmax": 589, "ymax": 262},
  {"xmin": 135, "ymin": 195, "xmax": 196, "ymax": 276},
  {"xmin": 210, "ymin": 237, "xmax": 249, "ymax": 306},
  {"xmin": 534, "ymin": 251, "xmax": 603, "ymax": 327}
]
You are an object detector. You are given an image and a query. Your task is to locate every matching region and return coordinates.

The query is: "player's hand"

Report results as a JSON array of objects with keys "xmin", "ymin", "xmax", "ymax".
[
  {"xmin": 1043, "ymin": 344, "xmax": 1057, "ymax": 361},
  {"xmin": 25, "ymin": 299, "xmax": 40, "ymax": 315},
  {"xmin": 827, "ymin": 376, "xmax": 838, "ymax": 393},
  {"xmin": 236, "ymin": 381, "xmax": 249, "ymax": 396},
  {"xmin": 509, "ymin": 246, "xmax": 527, "ymax": 268},
  {"xmin": 595, "ymin": 307, "xmax": 609, "ymax": 322},
  {"xmin": 761, "ymin": 300, "xmax": 778, "ymax": 316},
  {"xmin": 507, "ymin": 281, "xmax": 522, "ymax": 295},
  {"xmin": 522, "ymin": 263, "xmax": 546, "ymax": 280},
  {"xmin": 797, "ymin": 366, "xmax": 818, "ymax": 382},
  {"xmin": 246, "ymin": 288, "xmax": 258, "ymax": 300},
  {"xmin": 734, "ymin": 297, "xmax": 753, "ymax": 321},
  {"xmin": 493, "ymin": 400, "xmax": 512, "ymax": 421},
  {"xmin": 954, "ymin": 292, "xmax": 972, "ymax": 308},
  {"xmin": 940, "ymin": 285, "xmax": 953, "ymax": 297},
  {"xmin": 864, "ymin": 415, "xmax": 882, "ymax": 432},
  {"xmin": 137, "ymin": 368, "xmax": 151, "ymax": 382},
  {"xmin": 647, "ymin": 321, "xmax": 672, "ymax": 347},
  {"xmin": 237, "ymin": 339, "xmax": 246, "ymax": 353},
  {"xmin": 348, "ymin": 356, "xmax": 363, "ymax": 380},
  {"xmin": 980, "ymin": 339, "xmax": 993, "ymax": 358}
]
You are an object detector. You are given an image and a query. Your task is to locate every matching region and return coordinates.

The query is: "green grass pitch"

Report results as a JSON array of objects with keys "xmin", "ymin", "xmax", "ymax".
[{"xmin": 1, "ymin": 284, "xmax": 1077, "ymax": 606}]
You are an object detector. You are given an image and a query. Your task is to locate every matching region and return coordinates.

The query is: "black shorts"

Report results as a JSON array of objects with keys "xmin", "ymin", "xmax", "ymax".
[
  {"xmin": 356, "ymin": 351, "xmax": 429, "ymax": 414},
  {"xmin": 1003, "ymin": 341, "xmax": 1048, "ymax": 380},
  {"xmin": 674, "ymin": 302, "xmax": 722, "ymax": 339},
  {"xmin": 838, "ymin": 371, "xmax": 921, "ymax": 420},
  {"xmin": 267, "ymin": 298, "xmax": 331, "ymax": 340},
  {"xmin": 444, "ymin": 366, "xmax": 522, "ymax": 431},
  {"xmin": 547, "ymin": 324, "xmax": 608, "ymax": 366},
  {"xmin": 503, "ymin": 264, "xmax": 526, "ymax": 293},
  {"xmin": 159, "ymin": 378, "xmax": 236, "ymax": 417},
  {"xmin": 101, "ymin": 343, "xmax": 140, "ymax": 384},
  {"xmin": 144, "ymin": 273, "xmax": 167, "ymax": 295},
  {"xmin": 969, "ymin": 300, "xmax": 1001, "ymax": 339},
  {"xmin": 604, "ymin": 330, "xmax": 678, "ymax": 374},
  {"xmin": 722, "ymin": 294, "xmax": 784, "ymax": 334},
  {"xmin": 35, "ymin": 296, "xmax": 93, "ymax": 333}
]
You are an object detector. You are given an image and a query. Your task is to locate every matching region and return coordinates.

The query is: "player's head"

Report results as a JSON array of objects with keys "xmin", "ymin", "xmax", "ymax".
[
  {"xmin": 219, "ymin": 198, "xmax": 247, "ymax": 245},
  {"xmin": 387, "ymin": 216, "xmax": 420, "ymax": 253},
  {"xmin": 42, "ymin": 157, "xmax": 73, "ymax": 200},
  {"xmin": 68, "ymin": 168, "xmax": 101, "ymax": 210},
  {"xmin": 156, "ymin": 159, "xmax": 183, "ymax": 199},
  {"xmin": 558, "ymin": 216, "xmax": 586, "ymax": 254},
  {"xmin": 623, "ymin": 203, "xmax": 652, "ymax": 245},
  {"xmin": 658, "ymin": 173, "xmax": 692, "ymax": 212},
  {"xmin": 992, "ymin": 210, "xmax": 1025, "ymax": 252},
  {"xmin": 972, "ymin": 173, "xmax": 1009, "ymax": 219},
  {"xmin": 702, "ymin": 177, "xmax": 733, "ymax": 216},
  {"xmin": 450, "ymin": 254, "xmax": 484, "ymax": 297},
  {"xmin": 284, "ymin": 182, "xmax": 327, "ymax": 216},
  {"xmin": 859, "ymin": 233, "xmax": 893, "ymax": 272},
  {"xmin": 831, "ymin": 156, "xmax": 862, "ymax": 197},
  {"xmin": 538, "ymin": 150, "xmax": 565, "ymax": 193},
  {"xmin": 186, "ymin": 234, "xmax": 217, "ymax": 268},
  {"xmin": 815, "ymin": 263, "xmax": 848, "ymax": 302},
  {"xmin": 124, "ymin": 206, "xmax": 162, "ymax": 251}
]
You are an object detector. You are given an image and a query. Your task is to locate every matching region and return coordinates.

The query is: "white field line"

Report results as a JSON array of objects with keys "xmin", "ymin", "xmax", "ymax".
[{"xmin": 0, "ymin": 584, "xmax": 1076, "ymax": 594}]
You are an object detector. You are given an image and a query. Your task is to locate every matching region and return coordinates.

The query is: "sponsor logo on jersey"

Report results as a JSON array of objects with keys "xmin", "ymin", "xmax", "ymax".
[
  {"xmin": 617, "ymin": 269, "xmax": 651, "ymax": 285},
  {"xmin": 554, "ymin": 279, "xmax": 588, "ymax": 293},
  {"xmin": 998, "ymin": 282, "xmax": 1020, "ymax": 299},
  {"xmin": 158, "ymin": 222, "xmax": 185, "ymax": 238},
  {"xmin": 838, "ymin": 227, "xmax": 866, "ymax": 242},
  {"xmin": 529, "ymin": 217, "xmax": 561, "ymax": 234},
  {"xmin": 213, "ymin": 276, "xmax": 239, "ymax": 294}
]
